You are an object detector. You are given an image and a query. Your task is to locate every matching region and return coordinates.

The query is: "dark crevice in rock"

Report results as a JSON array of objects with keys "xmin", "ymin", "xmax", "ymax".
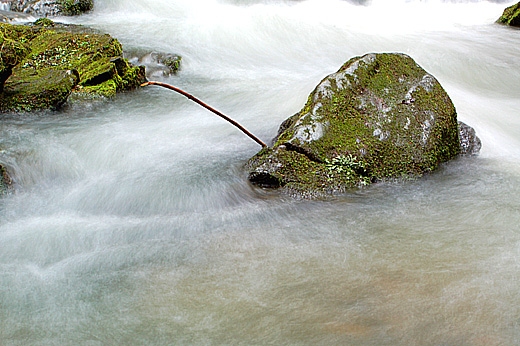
[
  {"xmin": 283, "ymin": 142, "xmax": 324, "ymax": 164},
  {"xmin": 248, "ymin": 171, "xmax": 284, "ymax": 188}
]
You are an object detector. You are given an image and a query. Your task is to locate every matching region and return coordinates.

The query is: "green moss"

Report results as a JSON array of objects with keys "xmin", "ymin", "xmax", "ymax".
[
  {"xmin": 497, "ymin": 2, "xmax": 520, "ymax": 26},
  {"xmin": 1, "ymin": 68, "xmax": 79, "ymax": 112},
  {"xmin": 57, "ymin": 0, "xmax": 93, "ymax": 16},
  {"xmin": 161, "ymin": 55, "xmax": 182, "ymax": 73},
  {"xmin": 33, "ymin": 18, "xmax": 55, "ymax": 28},
  {"xmin": 80, "ymin": 79, "xmax": 118, "ymax": 98},
  {"xmin": 0, "ymin": 24, "xmax": 31, "ymax": 90}
]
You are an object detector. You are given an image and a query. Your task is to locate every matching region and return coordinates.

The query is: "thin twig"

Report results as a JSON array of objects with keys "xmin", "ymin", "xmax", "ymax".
[{"xmin": 141, "ymin": 81, "xmax": 268, "ymax": 148}]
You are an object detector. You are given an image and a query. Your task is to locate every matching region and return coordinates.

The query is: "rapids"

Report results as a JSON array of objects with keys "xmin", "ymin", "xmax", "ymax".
[{"xmin": 1, "ymin": 0, "xmax": 519, "ymax": 344}]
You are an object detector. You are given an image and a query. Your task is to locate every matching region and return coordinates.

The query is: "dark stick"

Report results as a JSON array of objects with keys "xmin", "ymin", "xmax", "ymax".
[{"xmin": 141, "ymin": 81, "xmax": 268, "ymax": 148}]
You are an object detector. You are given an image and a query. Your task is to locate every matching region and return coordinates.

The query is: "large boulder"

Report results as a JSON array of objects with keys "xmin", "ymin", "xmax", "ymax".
[
  {"xmin": 497, "ymin": 2, "xmax": 520, "ymax": 27},
  {"xmin": 8, "ymin": 0, "xmax": 93, "ymax": 17},
  {"xmin": 0, "ymin": 19, "xmax": 146, "ymax": 112},
  {"xmin": 247, "ymin": 53, "xmax": 480, "ymax": 197}
]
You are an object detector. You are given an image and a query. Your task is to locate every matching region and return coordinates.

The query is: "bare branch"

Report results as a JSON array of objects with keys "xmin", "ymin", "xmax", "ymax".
[{"xmin": 141, "ymin": 81, "xmax": 268, "ymax": 148}]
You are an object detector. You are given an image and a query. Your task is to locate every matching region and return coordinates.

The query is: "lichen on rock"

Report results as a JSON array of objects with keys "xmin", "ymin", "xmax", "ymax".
[
  {"xmin": 247, "ymin": 53, "xmax": 480, "ymax": 198},
  {"xmin": 497, "ymin": 2, "xmax": 520, "ymax": 27}
]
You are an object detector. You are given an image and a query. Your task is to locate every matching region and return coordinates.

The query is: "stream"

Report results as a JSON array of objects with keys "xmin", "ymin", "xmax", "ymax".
[{"xmin": 1, "ymin": 0, "xmax": 520, "ymax": 344}]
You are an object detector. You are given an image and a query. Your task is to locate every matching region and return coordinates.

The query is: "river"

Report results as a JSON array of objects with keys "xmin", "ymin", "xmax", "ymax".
[{"xmin": 1, "ymin": 0, "xmax": 519, "ymax": 344}]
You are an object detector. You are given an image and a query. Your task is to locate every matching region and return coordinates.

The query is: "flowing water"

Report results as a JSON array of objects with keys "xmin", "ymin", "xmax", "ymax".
[{"xmin": 1, "ymin": 0, "xmax": 520, "ymax": 344}]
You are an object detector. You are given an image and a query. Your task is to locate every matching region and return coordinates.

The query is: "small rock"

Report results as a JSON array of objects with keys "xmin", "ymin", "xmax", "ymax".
[{"xmin": 496, "ymin": 2, "xmax": 520, "ymax": 27}]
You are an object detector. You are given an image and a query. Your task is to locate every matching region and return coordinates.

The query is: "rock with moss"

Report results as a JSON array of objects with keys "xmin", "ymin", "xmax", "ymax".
[
  {"xmin": 247, "ymin": 53, "xmax": 480, "ymax": 197},
  {"xmin": 497, "ymin": 2, "xmax": 520, "ymax": 27},
  {"xmin": 0, "ymin": 163, "xmax": 12, "ymax": 195},
  {"xmin": 0, "ymin": 20, "xmax": 146, "ymax": 112},
  {"xmin": 0, "ymin": 24, "xmax": 30, "ymax": 91},
  {"xmin": 124, "ymin": 49, "xmax": 182, "ymax": 78},
  {"xmin": 8, "ymin": 0, "xmax": 93, "ymax": 17},
  {"xmin": 1, "ymin": 68, "xmax": 79, "ymax": 112}
]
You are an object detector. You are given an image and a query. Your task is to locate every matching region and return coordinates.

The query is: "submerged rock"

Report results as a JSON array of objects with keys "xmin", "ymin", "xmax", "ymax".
[
  {"xmin": 8, "ymin": 0, "xmax": 93, "ymax": 17},
  {"xmin": 0, "ymin": 19, "xmax": 146, "ymax": 112},
  {"xmin": 0, "ymin": 8, "xmax": 36, "ymax": 23},
  {"xmin": 247, "ymin": 53, "xmax": 481, "ymax": 197},
  {"xmin": 459, "ymin": 121, "xmax": 482, "ymax": 156},
  {"xmin": 0, "ymin": 163, "xmax": 12, "ymax": 195},
  {"xmin": 125, "ymin": 49, "xmax": 182, "ymax": 79},
  {"xmin": 497, "ymin": 2, "xmax": 520, "ymax": 27}
]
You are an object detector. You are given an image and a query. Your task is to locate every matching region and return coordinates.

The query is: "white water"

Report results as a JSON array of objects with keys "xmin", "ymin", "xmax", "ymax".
[{"xmin": 1, "ymin": 0, "xmax": 520, "ymax": 344}]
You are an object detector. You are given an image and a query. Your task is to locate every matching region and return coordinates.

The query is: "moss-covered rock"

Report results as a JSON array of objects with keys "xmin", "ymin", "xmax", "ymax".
[
  {"xmin": 57, "ymin": 0, "xmax": 93, "ymax": 16},
  {"xmin": 8, "ymin": 0, "xmax": 93, "ymax": 17},
  {"xmin": 0, "ymin": 68, "xmax": 79, "ymax": 112},
  {"xmin": 247, "ymin": 53, "xmax": 480, "ymax": 197},
  {"xmin": 497, "ymin": 2, "xmax": 520, "ymax": 27},
  {"xmin": 0, "ymin": 20, "xmax": 147, "ymax": 112}
]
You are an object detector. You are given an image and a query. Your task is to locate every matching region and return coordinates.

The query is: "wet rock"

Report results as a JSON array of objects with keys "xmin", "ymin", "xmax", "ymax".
[
  {"xmin": 0, "ymin": 8, "xmax": 36, "ymax": 23},
  {"xmin": 247, "ymin": 53, "xmax": 480, "ymax": 197},
  {"xmin": 1, "ymin": 68, "xmax": 79, "ymax": 111},
  {"xmin": 459, "ymin": 121, "xmax": 482, "ymax": 155},
  {"xmin": 0, "ymin": 19, "xmax": 147, "ymax": 112},
  {"xmin": 0, "ymin": 23, "xmax": 29, "ymax": 91},
  {"xmin": 497, "ymin": 2, "xmax": 520, "ymax": 27},
  {"xmin": 125, "ymin": 49, "xmax": 182, "ymax": 78},
  {"xmin": 7, "ymin": 0, "xmax": 93, "ymax": 17},
  {"xmin": 0, "ymin": 164, "xmax": 12, "ymax": 195}
]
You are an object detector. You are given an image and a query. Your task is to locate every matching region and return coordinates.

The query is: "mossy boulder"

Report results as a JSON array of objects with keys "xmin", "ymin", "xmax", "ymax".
[
  {"xmin": 497, "ymin": 2, "xmax": 520, "ymax": 27},
  {"xmin": 247, "ymin": 53, "xmax": 479, "ymax": 197},
  {"xmin": 9, "ymin": 0, "xmax": 93, "ymax": 17},
  {"xmin": 0, "ymin": 20, "xmax": 146, "ymax": 112}
]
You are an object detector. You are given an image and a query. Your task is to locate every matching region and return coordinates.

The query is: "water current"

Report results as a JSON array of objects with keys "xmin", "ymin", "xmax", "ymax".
[{"xmin": 1, "ymin": 0, "xmax": 520, "ymax": 344}]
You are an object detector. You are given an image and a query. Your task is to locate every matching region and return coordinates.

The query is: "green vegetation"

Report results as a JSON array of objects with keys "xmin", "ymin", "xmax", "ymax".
[
  {"xmin": 57, "ymin": 0, "xmax": 94, "ymax": 16},
  {"xmin": 497, "ymin": 2, "xmax": 520, "ymax": 27}
]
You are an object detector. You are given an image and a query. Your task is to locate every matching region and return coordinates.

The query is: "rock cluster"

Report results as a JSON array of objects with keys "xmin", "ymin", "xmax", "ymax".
[{"xmin": 0, "ymin": 19, "xmax": 146, "ymax": 113}]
